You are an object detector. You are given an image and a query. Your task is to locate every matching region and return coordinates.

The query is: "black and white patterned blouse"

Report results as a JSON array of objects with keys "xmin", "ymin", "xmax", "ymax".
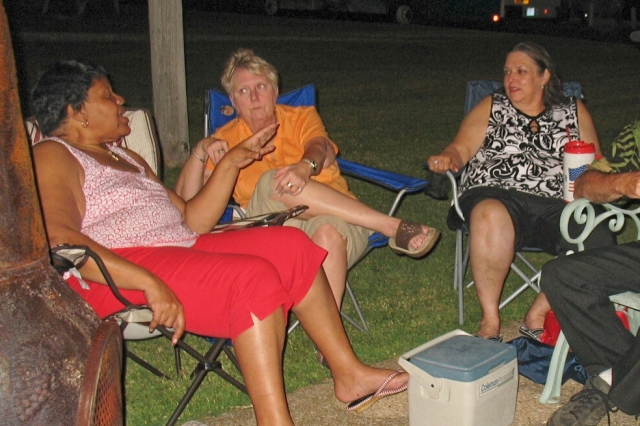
[{"xmin": 459, "ymin": 93, "xmax": 579, "ymax": 199}]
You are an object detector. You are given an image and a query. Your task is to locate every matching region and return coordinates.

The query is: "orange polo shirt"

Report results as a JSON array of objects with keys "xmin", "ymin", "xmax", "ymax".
[{"xmin": 207, "ymin": 104, "xmax": 354, "ymax": 208}]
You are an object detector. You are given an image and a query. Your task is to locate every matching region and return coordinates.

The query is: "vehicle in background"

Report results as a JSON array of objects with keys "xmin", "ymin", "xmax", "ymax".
[
  {"xmin": 261, "ymin": 0, "xmax": 562, "ymax": 24},
  {"xmin": 422, "ymin": 0, "xmax": 502, "ymax": 23},
  {"xmin": 263, "ymin": 0, "xmax": 415, "ymax": 24},
  {"xmin": 423, "ymin": 0, "xmax": 561, "ymax": 24},
  {"xmin": 502, "ymin": 0, "xmax": 562, "ymax": 19}
]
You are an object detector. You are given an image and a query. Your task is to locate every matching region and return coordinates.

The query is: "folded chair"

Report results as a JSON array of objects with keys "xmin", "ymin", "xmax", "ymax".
[
  {"xmin": 540, "ymin": 199, "xmax": 640, "ymax": 404},
  {"xmin": 447, "ymin": 80, "xmax": 584, "ymax": 324},
  {"xmin": 27, "ymin": 109, "xmax": 247, "ymax": 426},
  {"xmin": 205, "ymin": 84, "xmax": 430, "ymax": 333}
]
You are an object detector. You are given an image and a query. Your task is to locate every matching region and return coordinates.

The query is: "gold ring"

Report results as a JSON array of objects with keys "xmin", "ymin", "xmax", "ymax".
[
  {"xmin": 218, "ymin": 149, "xmax": 225, "ymax": 153},
  {"xmin": 287, "ymin": 182, "xmax": 293, "ymax": 188}
]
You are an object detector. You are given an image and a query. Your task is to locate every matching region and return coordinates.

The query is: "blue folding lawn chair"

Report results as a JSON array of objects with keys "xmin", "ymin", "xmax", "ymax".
[{"xmin": 205, "ymin": 84, "xmax": 430, "ymax": 333}]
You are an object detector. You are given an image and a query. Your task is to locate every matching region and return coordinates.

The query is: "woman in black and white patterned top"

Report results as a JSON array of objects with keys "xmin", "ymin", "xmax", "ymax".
[{"xmin": 427, "ymin": 42, "xmax": 615, "ymax": 341}]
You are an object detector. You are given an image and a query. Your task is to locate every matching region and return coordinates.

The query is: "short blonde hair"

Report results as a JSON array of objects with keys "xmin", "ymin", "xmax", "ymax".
[{"xmin": 221, "ymin": 48, "xmax": 279, "ymax": 96}]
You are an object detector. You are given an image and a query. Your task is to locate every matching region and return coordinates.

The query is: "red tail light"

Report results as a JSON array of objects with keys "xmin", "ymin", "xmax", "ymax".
[{"xmin": 492, "ymin": 14, "xmax": 501, "ymax": 23}]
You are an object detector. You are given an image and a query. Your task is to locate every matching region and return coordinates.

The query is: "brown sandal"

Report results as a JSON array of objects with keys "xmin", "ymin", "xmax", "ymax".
[{"xmin": 389, "ymin": 220, "xmax": 440, "ymax": 259}]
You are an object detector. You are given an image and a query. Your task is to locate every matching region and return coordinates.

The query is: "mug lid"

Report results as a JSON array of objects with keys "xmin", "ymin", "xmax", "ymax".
[{"xmin": 565, "ymin": 140, "xmax": 595, "ymax": 154}]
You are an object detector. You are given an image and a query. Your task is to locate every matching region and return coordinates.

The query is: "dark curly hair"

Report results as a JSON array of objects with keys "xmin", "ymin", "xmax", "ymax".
[{"xmin": 31, "ymin": 60, "xmax": 108, "ymax": 136}]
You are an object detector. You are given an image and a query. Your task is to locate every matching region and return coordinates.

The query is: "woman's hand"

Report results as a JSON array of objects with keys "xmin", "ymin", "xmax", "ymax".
[
  {"xmin": 427, "ymin": 154, "xmax": 460, "ymax": 174},
  {"xmin": 199, "ymin": 137, "xmax": 230, "ymax": 166},
  {"xmin": 273, "ymin": 162, "xmax": 311, "ymax": 196},
  {"xmin": 143, "ymin": 277, "xmax": 186, "ymax": 345},
  {"xmin": 222, "ymin": 123, "xmax": 278, "ymax": 169}
]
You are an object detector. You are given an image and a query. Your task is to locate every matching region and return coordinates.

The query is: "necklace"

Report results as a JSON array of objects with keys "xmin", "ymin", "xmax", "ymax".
[{"xmin": 65, "ymin": 140, "xmax": 120, "ymax": 161}]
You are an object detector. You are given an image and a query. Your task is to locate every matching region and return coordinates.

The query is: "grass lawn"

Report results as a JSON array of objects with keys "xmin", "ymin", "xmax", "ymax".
[{"xmin": 9, "ymin": 6, "xmax": 640, "ymax": 425}]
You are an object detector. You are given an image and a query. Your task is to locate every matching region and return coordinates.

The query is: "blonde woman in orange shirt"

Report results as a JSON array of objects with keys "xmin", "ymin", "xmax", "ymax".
[{"xmin": 177, "ymin": 48, "xmax": 440, "ymax": 315}]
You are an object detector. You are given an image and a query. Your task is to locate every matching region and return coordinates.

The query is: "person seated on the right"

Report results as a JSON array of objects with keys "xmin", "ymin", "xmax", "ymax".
[
  {"xmin": 543, "ymin": 118, "xmax": 640, "ymax": 425},
  {"xmin": 427, "ymin": 41, "xmax": 615, "ymax": 341}
]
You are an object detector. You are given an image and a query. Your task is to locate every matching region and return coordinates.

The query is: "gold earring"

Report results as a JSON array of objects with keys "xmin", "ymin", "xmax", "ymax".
[{"xmin": 81, "ymin": 120, "xmax": 89, "ymax": 128}]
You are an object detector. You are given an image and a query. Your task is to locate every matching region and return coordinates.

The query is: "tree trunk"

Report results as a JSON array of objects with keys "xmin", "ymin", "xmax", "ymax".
[{"xmin": 148, "ymin": 0, "xmax": 190, "ymax": 168}]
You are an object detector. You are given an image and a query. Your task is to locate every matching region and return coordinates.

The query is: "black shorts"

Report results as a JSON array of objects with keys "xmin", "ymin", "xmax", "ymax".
[{"xmin": 447, "ymin": 186, "xmax": 615, "ymax": 254}]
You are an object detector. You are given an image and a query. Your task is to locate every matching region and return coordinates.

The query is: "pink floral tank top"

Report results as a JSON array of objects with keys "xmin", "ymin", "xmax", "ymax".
[{"xmin": 46, "ymin": 138, "xmax": 197, "ymax": 248}]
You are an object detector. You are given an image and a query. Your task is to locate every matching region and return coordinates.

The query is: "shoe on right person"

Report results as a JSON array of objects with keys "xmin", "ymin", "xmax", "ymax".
[{"xmin": 547, "ymin": 375, "xmax": 617, "ymax": 426}]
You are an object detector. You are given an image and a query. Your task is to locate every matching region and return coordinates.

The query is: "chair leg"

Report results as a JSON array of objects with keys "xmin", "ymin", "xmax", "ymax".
[
  {"xmin": 288, "ymin": 281, "xmax": 369, "ymax": 334},
  {"xmin": 287, "ymin": 319, "xmax": 301, "ymax": 334},
  {"xmin": 166, "ymin": 338, "xmax": 247, "ymax": 426},
  {"xmin": 125, "ymin": 348, "xmax": 170, "ymax": 379},
  {"xmin": 340, "ymin": 280, "xmax": 369, "ymax": 333},
  {"xmin": 498, "ymin": 259, "xmax": 541, "ymax": 309},
  {"xmin": 223, "ymin": 345, "xmax": 243, "ymax": 372},
  {"xmin": 540, "ymin": 331, "xmax": 570, "ymax": 404},
  {"xmin": 458, "ymin": 230, "xmax": 541, "ymax": 322},
  {"xmin": 515, "ymin": 251, "xmax": 541, "ymax": 286},
  {"xmin": 456, "ymin": 229, "xmax": 466, "ymax": 325},
  {"xmin": 174, "ymin": 346, "xmax": 182, "ymax": 376}
]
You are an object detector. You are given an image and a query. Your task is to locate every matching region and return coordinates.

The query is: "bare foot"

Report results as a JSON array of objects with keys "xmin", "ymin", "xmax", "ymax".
[
  {"xmin": 332, "ymin": 366, "xmax": 408, "ymax": 404},
  {"xmin": 408, "ymin": 225, "xmax": 436, "ymax": 250},
  {"xmin": 523, "ymin": 312, "xmax": 546, "ymax": 331},
  {"xmin": 523, "ymin": 293, "xmax": 551, "ymax": 330},
  {"xmin": 476, "ymin": 318, "xmax": 501, "ymax": 339},
  {"xmin": 390, "ymin": 220, "xmax": 440, "ymax": 257}
]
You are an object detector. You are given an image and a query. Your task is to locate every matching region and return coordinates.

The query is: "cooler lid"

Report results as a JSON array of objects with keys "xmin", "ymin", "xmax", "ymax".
[{"xmin": 409, "ymin": 335, "xmax": 516, "ymax": 382}]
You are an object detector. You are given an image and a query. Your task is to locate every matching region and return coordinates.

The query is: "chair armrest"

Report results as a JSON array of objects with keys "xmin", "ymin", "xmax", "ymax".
[
  {"xmin": 446, "ymin": 170, "xmax": 466, "ymax": 221},
  {"xmin": 51, "ymin": 244, "xmax": 132, "ymax": 307},
  {"xmin": 336, "ymin": 158, "xmax": 427, "ymax": 194},
  {"xmin": 560, "ymin": 198, "xmax": 640, "ymax": 251},
  {"xmin": 421, "ymin": 162, "xmax": 464, "ymax": 218}
]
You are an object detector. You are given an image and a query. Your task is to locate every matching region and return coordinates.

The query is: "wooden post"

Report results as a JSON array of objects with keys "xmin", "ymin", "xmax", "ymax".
[{"xmin": 148, "ymin": 0, "xmax": 189, "ymax": 168}]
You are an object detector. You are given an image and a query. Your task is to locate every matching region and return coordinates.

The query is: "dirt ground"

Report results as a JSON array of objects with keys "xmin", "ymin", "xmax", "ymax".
[{"xmin": 182, "ymin": 321, "xmax": 639, "ymax": 426}]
